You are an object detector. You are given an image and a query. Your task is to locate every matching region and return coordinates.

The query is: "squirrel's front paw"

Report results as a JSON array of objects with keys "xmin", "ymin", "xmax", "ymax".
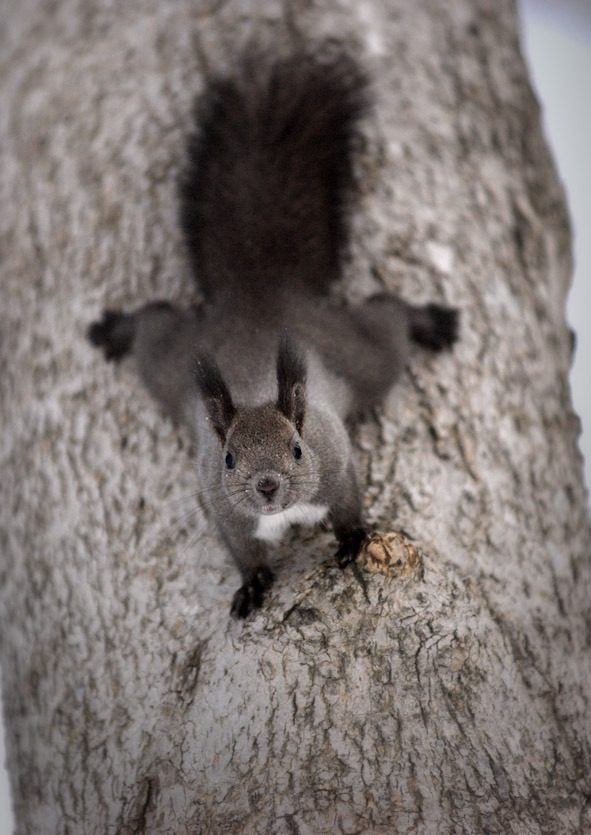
[
  {"xmin": 334, "ymin": 527, "xmax": 368, "ymax": 568},
  {"xmin": 231, "ymin": 566, "xmax": 275, "ymax": 619}
]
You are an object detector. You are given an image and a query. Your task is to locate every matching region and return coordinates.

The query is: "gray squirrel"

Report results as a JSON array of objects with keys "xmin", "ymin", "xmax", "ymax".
[{"xmin": 88, "ymin": 48, "xmax": 458, "ymax": 617}]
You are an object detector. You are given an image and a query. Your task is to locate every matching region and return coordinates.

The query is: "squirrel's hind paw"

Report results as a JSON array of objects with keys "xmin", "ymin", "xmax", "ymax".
[{"xmin": 87, "ymin": 310, "xmax": 136, "ymax": 362}]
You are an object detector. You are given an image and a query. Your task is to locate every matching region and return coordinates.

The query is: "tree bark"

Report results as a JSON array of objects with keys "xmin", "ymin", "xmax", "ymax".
[{"xmin": 1, "ymin": 0, "xmax": 590, "ymax": 832}]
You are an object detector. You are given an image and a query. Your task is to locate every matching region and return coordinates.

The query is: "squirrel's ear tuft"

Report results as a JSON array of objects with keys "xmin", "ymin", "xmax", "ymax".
[
  {"xmin": 194, "ymin": 353, "xmax": 236, "ymax": 444},
  {"xmin": 276, "ymin": 336, "xmax": 307, "ymax": 434}
]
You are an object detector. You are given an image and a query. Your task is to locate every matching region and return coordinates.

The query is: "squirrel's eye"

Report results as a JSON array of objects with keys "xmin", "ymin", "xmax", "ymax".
[
  {"xmin": 225, "ymin": 452, "xmax": 236, "ymax": 469},
  {"xmin": 293, "ymin": 443, "xmax": 302, "ymax": 460}
]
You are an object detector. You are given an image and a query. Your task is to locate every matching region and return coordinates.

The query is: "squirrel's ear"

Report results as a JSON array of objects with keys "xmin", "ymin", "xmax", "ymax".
[
  {"xmin": 276, "ymin": 337, "xmax": 307, "ymax": 434},
  {"xmin": 194, "ymin": 353, "xmax": 236, "ymax": 444}
]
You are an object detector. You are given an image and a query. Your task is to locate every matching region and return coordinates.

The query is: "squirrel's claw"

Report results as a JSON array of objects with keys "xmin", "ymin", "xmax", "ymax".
[
  {"xmin": 334, "ymin": 527, "xmax": 368, "ymax": 568},
  {"xmin": 231, "ymin": 566, "xmax": 275, "ymax": 619}
]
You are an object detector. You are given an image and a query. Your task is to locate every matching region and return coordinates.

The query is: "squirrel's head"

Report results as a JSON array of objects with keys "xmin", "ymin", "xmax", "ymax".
[{"xmin": 195, "ymin": 339, "xmax": 320, "ymax": 515}]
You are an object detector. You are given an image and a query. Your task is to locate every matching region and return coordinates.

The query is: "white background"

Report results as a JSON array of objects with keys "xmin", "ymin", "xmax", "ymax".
[
  {"xmin": 519, "ymin": 0, "xmax": 591, "ymax": 495},
  {"xmin": 1, "ymin": 1, "xmax": 589, "ymax": 830}
]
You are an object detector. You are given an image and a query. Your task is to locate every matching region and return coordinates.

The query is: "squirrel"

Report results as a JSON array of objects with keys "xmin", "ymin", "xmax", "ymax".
[{"xmin": 88, "ymin": 48, "xmax": 459, "ymax": 618}]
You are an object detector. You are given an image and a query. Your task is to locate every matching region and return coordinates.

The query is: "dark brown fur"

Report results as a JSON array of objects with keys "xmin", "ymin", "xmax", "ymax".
[{"xmin": 179, "ymin": 50, "xmax": 368, "ymax": 303}]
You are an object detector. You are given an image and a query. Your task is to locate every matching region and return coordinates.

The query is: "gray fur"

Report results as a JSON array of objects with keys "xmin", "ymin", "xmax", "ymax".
[{"xmin": 88, "ymin": 49, "xmax": 459, "ymax": 617}]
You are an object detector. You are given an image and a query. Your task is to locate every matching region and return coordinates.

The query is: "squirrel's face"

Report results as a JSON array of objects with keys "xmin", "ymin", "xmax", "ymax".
[
  {"xmin": 220, "ymin": 406, "xmax": 319, "ymax": 516},
  {"xmin": 195, "ymin": 337, "xmax": 314, "ymax": 515}
]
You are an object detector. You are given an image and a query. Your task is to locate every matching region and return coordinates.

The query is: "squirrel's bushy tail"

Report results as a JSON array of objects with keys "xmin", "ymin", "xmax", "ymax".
[{"xmin": 179, "ymin": 47, "xmax": 369, "ymax": 303}]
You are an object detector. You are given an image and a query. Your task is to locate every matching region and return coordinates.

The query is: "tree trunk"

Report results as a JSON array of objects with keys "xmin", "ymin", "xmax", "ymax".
[{"xmin": 1, "ymin": 0, "xmax": 590, "ymax": 832}]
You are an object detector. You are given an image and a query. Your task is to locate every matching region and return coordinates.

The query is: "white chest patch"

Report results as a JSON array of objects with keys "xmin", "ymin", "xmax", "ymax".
[{"xmin": 254, "ymin": 503, "xmax": 329, "ymax": 543}]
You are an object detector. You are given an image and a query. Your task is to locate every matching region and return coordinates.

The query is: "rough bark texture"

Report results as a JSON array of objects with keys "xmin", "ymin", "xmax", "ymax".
[{"xmin": 1, "ymin": 0, "xmax": 590, "ymax": 833}]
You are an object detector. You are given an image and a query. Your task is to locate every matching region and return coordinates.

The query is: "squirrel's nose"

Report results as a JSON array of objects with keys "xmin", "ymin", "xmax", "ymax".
[{"xmin": 256, "ymin": 474, "xmax": 280, "ymax": 498}]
